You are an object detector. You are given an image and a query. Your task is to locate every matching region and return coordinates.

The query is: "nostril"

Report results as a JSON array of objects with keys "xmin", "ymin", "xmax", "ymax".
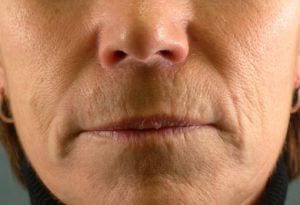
[
  {"xmin": 160, "ymin": 50, "xmax": 170, "ymax": 55},
  {"xmin": 102, "ymin": 50, "xmax": 128, "ymax": 66},
  {"xmin": 114, "ymin": 50, "xmax": 127, "ymax": 61},
  {"xmin": 159, "ymin": 50, "xmax": 173, "ymax": 59}
]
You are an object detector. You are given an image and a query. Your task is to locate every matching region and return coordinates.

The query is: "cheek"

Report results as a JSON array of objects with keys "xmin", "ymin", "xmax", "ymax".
[
  {"xmin": 185, "ymin": 0, "xmax": 300, "ymax": 171},
  {"xmin": 0, "ymin": 5, "xmax": 71, "ymax": 162},
  {"xmin": 221, "ymin": 2, "xmax": 299, "ymax": 164}
]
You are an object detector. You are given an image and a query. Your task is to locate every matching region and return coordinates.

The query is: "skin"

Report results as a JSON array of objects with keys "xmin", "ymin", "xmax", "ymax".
[{"xmin": 0, "ymin": 0, "xmax": 300, "ymax": 204}]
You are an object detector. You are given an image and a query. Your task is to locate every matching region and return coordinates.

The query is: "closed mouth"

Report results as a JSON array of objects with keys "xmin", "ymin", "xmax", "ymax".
[{"xmin": 82, "ymin": 114, "xmax": 215, "ymax": 132}]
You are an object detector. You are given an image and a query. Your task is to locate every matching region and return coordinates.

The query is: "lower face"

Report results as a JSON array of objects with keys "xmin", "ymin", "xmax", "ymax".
[{"xmin": 0, "ymin": 0, "xmax": 300, "ymax": 204}]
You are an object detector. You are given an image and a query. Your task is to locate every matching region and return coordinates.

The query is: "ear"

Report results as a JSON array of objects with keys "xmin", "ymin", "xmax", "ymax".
[
  {"xmin": 290, "ymin": 36, "xmax": 300, "ymax": 113},
  {"xmin": 294, "ymin": 31, "xmax": 300, "ymax": 89},
  {"xmin": 294, "ymin": 54, "xmax": 300, "ymax": 89},
  {"xmin": 0, "ymin": 49, "xmax": 8, "ymax": 96}
]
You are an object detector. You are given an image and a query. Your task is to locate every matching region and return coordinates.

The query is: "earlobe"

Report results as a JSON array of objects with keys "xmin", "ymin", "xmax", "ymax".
[
  {"xmin": 0, "ymin": 53, "xmax": 8, "ymax": 95},
  {"xmin": 0, "ymin": 46, "xmax": 4, "ymax": 84},
  {"xmin": 290, "ymin": 47, "xmax": 300, "ymax": 113},
  {"xmin": 295, "ymin": 28, "xmax": 300, "ymax": 88},
  {"xmin": 0, "ymin": 61, "xmax": 5, "ymax": 88},
  {"xmin": 294, "ymin": 54, "xmax": 300, "ymax": 89}
]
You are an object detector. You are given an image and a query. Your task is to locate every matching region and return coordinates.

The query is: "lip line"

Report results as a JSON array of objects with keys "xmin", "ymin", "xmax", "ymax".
[
  {"xmin": 90, "ymin": 125, "xmax": 206, "ymax": 132},
  {"xmin": 82, "ymin": 114, "xmax": 214, "ymax": 132}
]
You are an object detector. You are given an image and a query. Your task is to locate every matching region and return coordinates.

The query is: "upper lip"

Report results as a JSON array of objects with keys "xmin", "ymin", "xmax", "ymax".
[{"xmin": 83, "ymin": 114, "xmax": 214, "ymax": 131}]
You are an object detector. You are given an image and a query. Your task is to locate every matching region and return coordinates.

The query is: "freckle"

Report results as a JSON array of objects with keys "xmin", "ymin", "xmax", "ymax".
[
  {"xmin": 39, "ymin": 77, "xmax": 45, "ymax": 83},
  {"xmin": 232, "ymin": 94, "xmax": 240, "ymax": 103}
]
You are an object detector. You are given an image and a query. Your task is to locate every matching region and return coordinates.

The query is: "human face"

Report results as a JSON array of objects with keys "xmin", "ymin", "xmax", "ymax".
[{"xmin": 0, "ymin": 0, "xmax": 300, "ymax": 204}]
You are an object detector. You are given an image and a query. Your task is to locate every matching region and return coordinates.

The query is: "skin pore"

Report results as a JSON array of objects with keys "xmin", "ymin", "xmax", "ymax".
[{"xmin": 0, "ymin": 0, "xmax": 300, "ymax": 204}]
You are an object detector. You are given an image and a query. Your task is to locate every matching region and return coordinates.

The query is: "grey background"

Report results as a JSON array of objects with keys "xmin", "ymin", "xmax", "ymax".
[{"xmin": 0, "ymin": 145, "xmax": 300, "ymax": 205}]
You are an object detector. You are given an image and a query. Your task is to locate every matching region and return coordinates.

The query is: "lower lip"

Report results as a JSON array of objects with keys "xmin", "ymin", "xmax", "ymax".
[{"xmin": 80, "ymin": 125, "xmax": 212, "ymax": 143}]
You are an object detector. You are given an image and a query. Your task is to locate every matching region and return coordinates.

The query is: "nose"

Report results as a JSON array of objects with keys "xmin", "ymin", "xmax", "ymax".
[{"xmin": 98, "ymin": 5, "xmax": 190, "ymax": 69}]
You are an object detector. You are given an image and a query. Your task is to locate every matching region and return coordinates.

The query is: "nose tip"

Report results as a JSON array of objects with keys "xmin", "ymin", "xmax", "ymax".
[{"xmin": 98, "ymin": 23, "xmax": 189, "ymax": 69}]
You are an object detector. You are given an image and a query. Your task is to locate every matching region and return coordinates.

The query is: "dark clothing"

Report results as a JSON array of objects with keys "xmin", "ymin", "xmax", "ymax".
[{"xmin": 20, "ymin": 155, "xmax": 289, "ymax": 205}]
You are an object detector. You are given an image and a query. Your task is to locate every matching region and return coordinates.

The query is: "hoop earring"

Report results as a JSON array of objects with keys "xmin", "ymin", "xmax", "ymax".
[
  {"xmin": 0, "ymin": 93, "xmax": 14, "ymax": 123},
  {"xmin": 291, "ymin": 87, "xmax": 300, "ymax": 114}
]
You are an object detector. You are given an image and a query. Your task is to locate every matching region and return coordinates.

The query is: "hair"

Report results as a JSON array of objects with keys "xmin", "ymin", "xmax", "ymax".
[{"xmin": 0, "ymin": 91, "xmax": 299, "ymax": 189}]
